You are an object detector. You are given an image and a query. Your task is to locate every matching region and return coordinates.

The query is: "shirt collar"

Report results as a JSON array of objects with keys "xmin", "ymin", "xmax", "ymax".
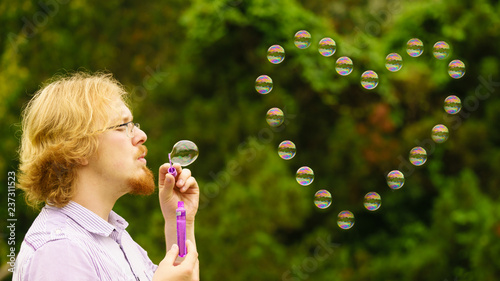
[
  {"xmin": 48, "ymin": 201, "xmax": 129, "ymax": 237},
  {"xmin": 108, "ymin": 209, "xmax": 129, "ymax": 231}
]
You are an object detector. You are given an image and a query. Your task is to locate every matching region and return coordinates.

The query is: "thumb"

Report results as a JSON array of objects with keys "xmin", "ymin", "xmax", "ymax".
[
  {"xmin": 181, "ymin": 240, "xmax": 198, "ymax": 267},
  {"xmin": 164, "ymin": 244, "xmax": 179, "ymax": 265},
  {"xmin": 159, "ymin": 164, "xmax": 175, "ymax": 200}
]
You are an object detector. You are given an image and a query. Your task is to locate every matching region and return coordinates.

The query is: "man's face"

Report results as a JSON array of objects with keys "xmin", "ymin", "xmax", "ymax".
[{"xmin": 89, "ymin": 101, "xmax": 155, "ymax": 196}]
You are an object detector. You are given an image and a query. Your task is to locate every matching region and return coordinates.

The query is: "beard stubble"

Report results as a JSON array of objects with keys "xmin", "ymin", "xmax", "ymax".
[{"xmin": 128, "ymin": 165, "xmax": 156, "ymax": 195}]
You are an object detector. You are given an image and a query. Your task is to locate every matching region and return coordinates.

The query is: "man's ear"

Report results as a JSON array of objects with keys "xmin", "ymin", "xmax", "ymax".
[{"xmin": 78, "ymin": 158, "xmax": 89, "ymax": 166}]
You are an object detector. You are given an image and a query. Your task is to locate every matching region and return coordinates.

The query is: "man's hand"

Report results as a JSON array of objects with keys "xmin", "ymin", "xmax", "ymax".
[
  {"xmin": 158, "ymin": 163, "xmax": 199, "ymax": 221},
  {"xmin": 152, "ymin": 240, "xmax": 199, "ymax": 281},
  {"xmin": 158, "ymin": 162, "xmax": 199, "ymax": 277}
]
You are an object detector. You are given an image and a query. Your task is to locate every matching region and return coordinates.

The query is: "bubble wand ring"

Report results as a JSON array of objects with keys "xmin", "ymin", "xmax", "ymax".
[{"xmin": 168, "ymin": 153, "xmax": 177, "ymax": 177}]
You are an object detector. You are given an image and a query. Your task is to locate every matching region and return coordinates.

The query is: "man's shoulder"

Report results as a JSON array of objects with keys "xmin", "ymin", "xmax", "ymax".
[
  {"xmin": 14, "ymin": 236, "xmax": 100, "ymax": 281},
  {"xmin": 23, "ymin": 206, "xmax": 89, "ymax": 250},
  {"xmin": 15, "ymin": 209, "xmax": 96, "ymax": 281}
]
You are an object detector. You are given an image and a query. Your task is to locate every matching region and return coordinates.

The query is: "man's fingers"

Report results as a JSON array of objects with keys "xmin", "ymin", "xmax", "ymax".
[
  {"xmin": 158, "ymin": 163, "xmax": 171, "ymax": 188},
  {"xmin": 158, "ymin": 164, "xmax": 176, "ymax": 206},
  {"xmin": 164, "ymin": 244, "xmax": 179, "ymax": 265},
  {"xmin": 181, "ymin": 177, "xmax": 198, "ymax": 193},
  {"xmin": 160, "ymin": 163, "xmax": 183, "ymax": 183},
  {"xmin": 176, "ymin": 168, "xmax": 191, "ymax": 188},
  {"xmin": 182, "ymin": 240, "xmax": 199, "ymax": 267}
]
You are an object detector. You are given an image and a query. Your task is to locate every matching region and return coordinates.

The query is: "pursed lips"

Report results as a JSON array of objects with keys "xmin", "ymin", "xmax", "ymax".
[
  {"xmin": 136, "ymin": 146, "xmax": 148, "ymax": 163},
  {"xmin": 137, "ymin": 152, "xmax": 147, "ymax": 163}
]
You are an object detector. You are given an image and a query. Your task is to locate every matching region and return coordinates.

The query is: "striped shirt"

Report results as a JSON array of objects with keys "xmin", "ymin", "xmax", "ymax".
[{"xmin": 13, "ymin": 201, "xmax": 158, "ymax": 281}]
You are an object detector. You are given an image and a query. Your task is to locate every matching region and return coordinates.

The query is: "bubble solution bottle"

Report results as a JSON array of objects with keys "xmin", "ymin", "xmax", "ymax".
[{"xmin": 176, "ymin": 201, "xmax": 187, "ymax": 257}]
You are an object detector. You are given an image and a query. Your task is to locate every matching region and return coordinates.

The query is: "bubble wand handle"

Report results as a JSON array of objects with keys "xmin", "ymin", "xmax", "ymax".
[
  {"xmin": 168, "ymin": 153, "xmax": 177, "ymax": 177},
  {"xmin": 176, "ymin": 201, "xmax": 187, "ymax": 257}
]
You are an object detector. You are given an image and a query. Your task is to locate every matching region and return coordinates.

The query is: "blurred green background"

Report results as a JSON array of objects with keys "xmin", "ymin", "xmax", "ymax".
[{"xmin": 1, "ymin": 0, "xmax": 500, "ymax": 280}]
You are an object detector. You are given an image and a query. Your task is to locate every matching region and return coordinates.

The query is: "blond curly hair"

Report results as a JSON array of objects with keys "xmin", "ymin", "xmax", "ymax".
[{"xmin": 17, "ymin": 72, "xmax": 129, "ymax": 208}]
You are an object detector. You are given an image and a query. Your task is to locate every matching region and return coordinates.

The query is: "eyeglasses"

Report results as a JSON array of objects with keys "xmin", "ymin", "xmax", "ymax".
[{"xmin": 106, "ymin": 121, "xmax": 140, "ymax": 138}]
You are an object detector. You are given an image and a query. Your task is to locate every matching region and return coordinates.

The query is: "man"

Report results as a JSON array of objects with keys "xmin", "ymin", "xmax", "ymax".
[{"xmin": 14, "ymin": 72, "xmax": 199, "ymax": 280}]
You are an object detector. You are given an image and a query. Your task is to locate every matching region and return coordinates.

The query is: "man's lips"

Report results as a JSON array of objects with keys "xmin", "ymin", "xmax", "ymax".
[
  {"xmin": 138, "ymin": 154, "xmax": 147, "ymax": 164},
  {"xmin": 136, "ymin": 146, "xmax": 148, "ymax": 163}
]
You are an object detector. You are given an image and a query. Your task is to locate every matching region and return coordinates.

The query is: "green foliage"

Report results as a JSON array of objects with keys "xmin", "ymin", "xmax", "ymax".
[{"xmin": 2, "ymin": 0, "xmax": 500, "ymax": 280}]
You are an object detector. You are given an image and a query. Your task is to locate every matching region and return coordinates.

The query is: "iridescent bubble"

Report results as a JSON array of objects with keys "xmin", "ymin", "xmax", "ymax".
[
  {"xmin": 255, "ymin": 75, "xmax": 273, "ymax": 94},
  {"xmin": 448, "ymin": 59, "xmax": 466, "ymax": 79},
  {"xmin": 385, "ymin": 53, "xmax": 403, "ymax": 72},
  {"xmin": 314, "ymin": 189, "xmax": 332, "ymax": 209},
  {"xmin": 318, "ymin": 37, "xmax": 336, "ymax": 57},
  {"xmin": 407, "ymin": 38, "xmax": 424, "ymax": 57},
  {"xmin": 431, "ymin": 124, "xmax": 449, "ymax": 144},
  {"xmin": 433, "ymin": 41, "xmax": 450, "ymax": 60},
  {"xmin": 278, "ymin": 140, "xmax": 296, "ymax": 160},
  {"xmin": 296, "ymin": 166, "xmax": 314, "ymax": 186},
  {"xmin": 267, "ymin": 45, "xmax": 285, "ymax": 64},
  {"xmin": 336, "ymin": 56, "xmax": 353, "ymax": 76},
  {"xmin": 170, "ymin": 140, "xmax": 199, "ymax": 167},
  {"xmin": 266, "ymin": 107, "xmax": 284, "ymax": 127},
  {"xmin": 409, "ymin": 146, "xmax": 427, "ymax": 166},
  {"xmin": 294, "ymin": 30, "xmax": 311, "ymax": 49},
  {"xmin": 337, "ymin": 210, "xmax": 355, "ymax": 230},
  {"xmin": 364, "ymin": 192, "xmax": 381, "ymax": 211},
  {"xmin": 361, "ymin": 70, "xmax": 379, "ymax": 90},
  {"xmin": 386, "ymin": 170, "xmax": 405, "ymax": 190},
  {"xmin": 444, "ymin": 95, "xmax": 462, "ymax": 114}
]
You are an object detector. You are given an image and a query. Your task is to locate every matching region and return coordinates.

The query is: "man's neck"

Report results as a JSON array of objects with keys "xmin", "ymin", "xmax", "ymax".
[
  {"xmin": 71, "ymin": 195, "xmax": 116, "ymax": 221},
  {"xmin": 72, "ymin": 175, "xmax": 125, "ymax": 221}
]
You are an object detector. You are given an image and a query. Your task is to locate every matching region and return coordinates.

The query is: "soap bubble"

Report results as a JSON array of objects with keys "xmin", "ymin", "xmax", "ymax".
[
  {"xmin": 314, "ymin": 189, "xmax": 332, "ymax": 209},
  {"xmin": 170, "ymin": 140, "xmax": 199, "ymax": 167},
  {"xmin": 444, "ymin": 95, "xmax": 462, "ymax": 114},
  {"xmin": 296, "ymin": 166, "xmax": 314, "ymax": 186},
  {"xmin": 448, "ymin": 59, "xmax": 466, "ymax": 79},
  {"xmin": 385, "ymin": 53, "xmax": 403, "ymax": 72},
  {"xmin": 364, "ymin": 192, "xmax": 381, "ymax": 211},
  {"xmin": 409, "ymin": 146, "xmax": 427, "ymax": 166},
  {"xmin": 278, "ymin": 140, "xmax": 296, "ymax": 160},
  {"xmin": 255, "ymin": 75, "xmax": 273, "ymax": 94},
  {"xmin": 433, "ymin": 41, "xmax": 450, "ymax": 60},
  {"xmin": 337, "ymin": 210, "xmax": 355, "ymax": 230},
  {"xmin": 318, "ymin": 37, "xmax": 336, "ymax": 57},
  {"xmin": 294, "ymin": 30, "xmax": 311, "ymax": 49},
  {"xmin": 266, "ymin": 107, "xmax": 284, "ymax": 127},
  {"xmin": 361, "ymin": 70, "xmax": 379, "ymax": 90},
  {"xmin": 386, "ymin": 170, "xmax": 405, "ymax": 190},
  {"xmin": 336, "ymin": 56, "xmax": 353, "ymax": 76},
  {"xmin": 407, "ymin": 38, "xmax": 424, "ymax": 57},
  {"xmin": 267, "ymin": 45, "xmax": 285, "ymax": 64},
  {"xmin": 431, "ymin": 124, "xmax": 449, "ymax": 143}
]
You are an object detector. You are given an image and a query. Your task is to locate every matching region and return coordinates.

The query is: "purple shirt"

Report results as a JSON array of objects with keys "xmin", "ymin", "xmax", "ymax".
[{"xmin": 13, "ymin": 201, "xmax": 158, "ymax": 281}]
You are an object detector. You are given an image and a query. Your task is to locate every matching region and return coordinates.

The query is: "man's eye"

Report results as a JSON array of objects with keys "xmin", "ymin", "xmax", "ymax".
[{"xmin": 117, "ymin": 126, "xmax": 126, "ymax": 131}]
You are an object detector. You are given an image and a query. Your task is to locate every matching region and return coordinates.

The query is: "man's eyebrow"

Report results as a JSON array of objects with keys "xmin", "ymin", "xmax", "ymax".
[{"xmin": 122, "ymin": 115, "xmax": 133, "ymax": 122}]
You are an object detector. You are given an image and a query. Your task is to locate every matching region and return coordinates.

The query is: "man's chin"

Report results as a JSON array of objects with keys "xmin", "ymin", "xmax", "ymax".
[{"xmin": 128, "ymin": 166, "xmax": 156, "ymax": 195}]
